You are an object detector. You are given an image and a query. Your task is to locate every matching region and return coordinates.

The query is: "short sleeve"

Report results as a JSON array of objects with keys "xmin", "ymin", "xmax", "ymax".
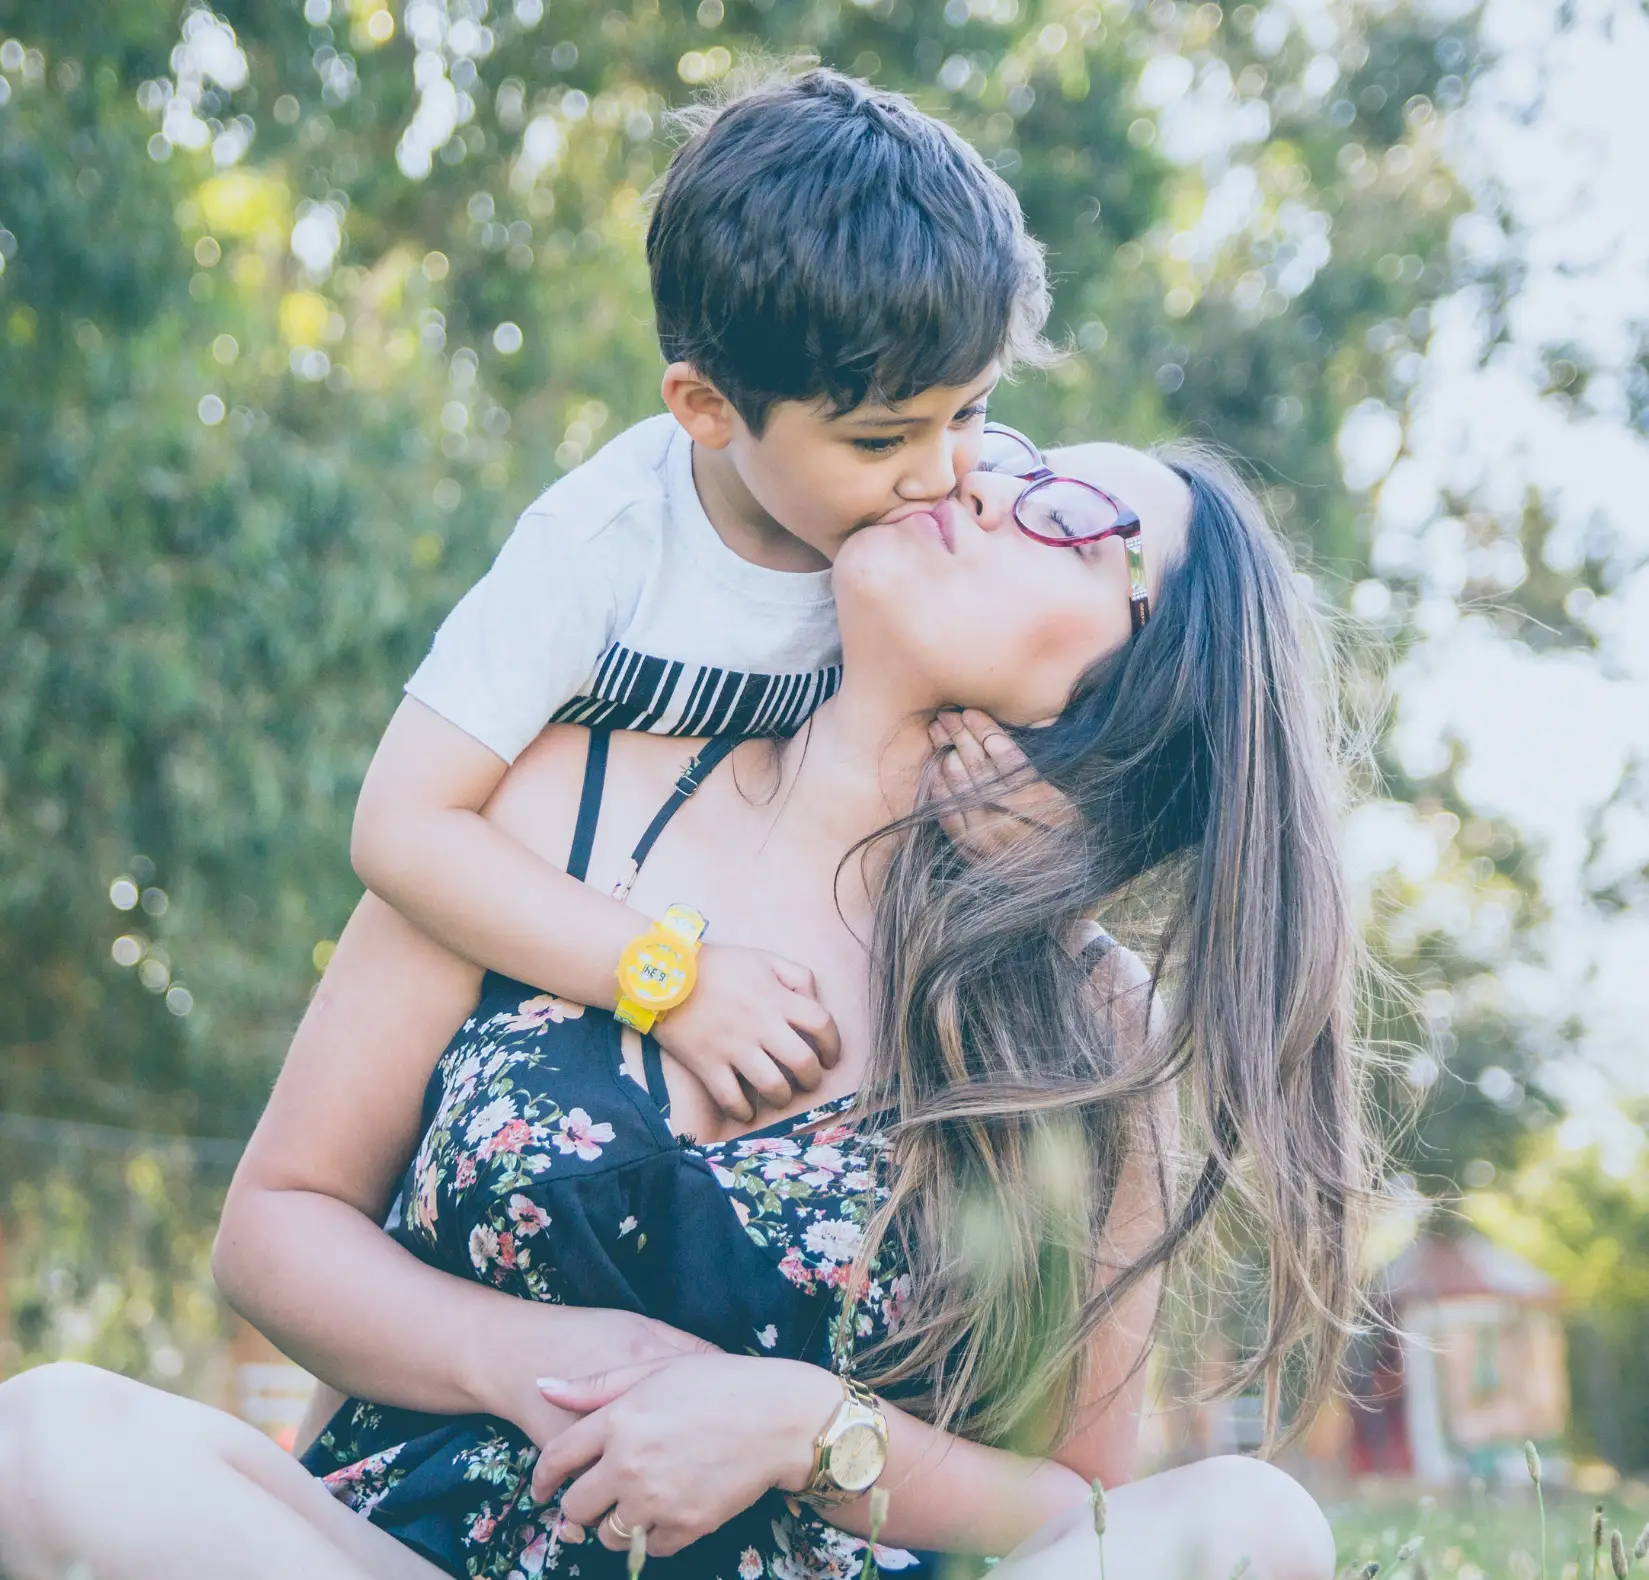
[{"xmin": 405, "ymin": 501, "xmax": 623, "ymax": 764}]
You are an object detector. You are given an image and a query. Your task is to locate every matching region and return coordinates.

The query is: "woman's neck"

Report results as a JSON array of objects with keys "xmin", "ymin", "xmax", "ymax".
[{"xmin": 767, "ymin": 678, "xmax": 934, "ymax": 866}]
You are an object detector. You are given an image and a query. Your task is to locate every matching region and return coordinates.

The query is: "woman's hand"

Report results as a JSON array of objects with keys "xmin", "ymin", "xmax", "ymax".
[
  {"xmin": 530, "ymin": 1355, "xmax": 840, "ymax": 1557},
  {"xmin": 477, "ymin": 1308, "xmax": 722, "ymax": 1446},
  {"xmin": 928, "ymin": 709, "xmax": 1075, "ymax": 859}
]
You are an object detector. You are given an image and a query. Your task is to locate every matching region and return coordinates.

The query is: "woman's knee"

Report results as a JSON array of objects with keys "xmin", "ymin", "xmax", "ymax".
[
  {"xmin": 0, "ymin": 1361, "xmax": 213, "ymax": 1492},
  {"xmin": 1194, "ymin": 1455, "xmax": 1335, "ymax": 1580},
  {"xmin": 0, "ymin": 1363, "xmax": 142, "ymax": 1539}
]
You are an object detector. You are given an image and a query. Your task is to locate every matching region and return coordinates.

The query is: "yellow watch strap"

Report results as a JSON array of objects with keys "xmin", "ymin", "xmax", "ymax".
[{"xmin": 659, "ymin": 903, "xmax": 708, "ymax": 947}]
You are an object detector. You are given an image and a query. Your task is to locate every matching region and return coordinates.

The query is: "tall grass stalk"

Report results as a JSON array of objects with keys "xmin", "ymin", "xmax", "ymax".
[
  {"xmin": 863, "ymin": 1488, "xmax": 891, "ymax": 1580},
  {"xmin": 1593, "ymin": 1505, "xmax": 1607, "ymax": 1580},
  {"xmin": 1526, "ymin": 1440, "xmax": 1548, "ymax": 1580},
  {"xmin": 1092, "ymin": 1478, "xmax": 1108, "ymax": 1580}
]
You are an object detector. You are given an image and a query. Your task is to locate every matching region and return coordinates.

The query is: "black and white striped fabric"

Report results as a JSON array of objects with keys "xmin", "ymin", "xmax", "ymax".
[{"xmin": 551, "ymin": 641, "xmax": 842, "ymax": 738}]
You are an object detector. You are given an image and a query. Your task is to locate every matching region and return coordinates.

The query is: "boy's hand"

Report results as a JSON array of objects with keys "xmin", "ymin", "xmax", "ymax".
[
  {"xmin": 928, "ymin": 708, "xmax": 1077, "ymax": 860},
  {"xmin": 654, "ymin": 944, "xmax": 841, "ymax": 1123}
]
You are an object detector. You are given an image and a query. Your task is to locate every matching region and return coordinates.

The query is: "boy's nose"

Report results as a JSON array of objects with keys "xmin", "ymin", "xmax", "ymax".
[{"xmin": 899, "ymin": 429, "xmax": 977, "ymax": 502}]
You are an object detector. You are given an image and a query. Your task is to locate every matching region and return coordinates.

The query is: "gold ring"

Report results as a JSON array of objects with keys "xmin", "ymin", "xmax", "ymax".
[{"xmin": 604, "ymin": 1510, "xmax": 636, "ymax": 1543}]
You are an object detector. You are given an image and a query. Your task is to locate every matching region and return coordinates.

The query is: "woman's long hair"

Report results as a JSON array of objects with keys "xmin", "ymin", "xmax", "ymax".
[{"xmin": 846, "ymin": 443, "xmax": 1380, "ymax": 1452}]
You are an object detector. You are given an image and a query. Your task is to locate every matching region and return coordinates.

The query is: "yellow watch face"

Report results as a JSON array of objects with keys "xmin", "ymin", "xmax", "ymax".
[
  {"xmin": 617, "ymin": 932, "xmax": 698, "ymax": 1010},
  {"xmin": 827, "ymin": 1422, "xmax": 886, "ymax": 1493}
]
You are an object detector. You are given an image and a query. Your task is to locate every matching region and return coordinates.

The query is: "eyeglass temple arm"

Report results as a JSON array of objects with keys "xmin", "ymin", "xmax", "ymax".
[{"xmin": 1124, "ymin": 533, "xmax": 1150, "ymax": 631}]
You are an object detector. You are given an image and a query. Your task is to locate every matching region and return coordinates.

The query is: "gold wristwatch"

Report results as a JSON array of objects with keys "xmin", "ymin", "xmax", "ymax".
[
  {"xmin": 800, "ymin": 1376, "xmax": 888, "ymax": 1509},
  {"xmin": 613, "ymin": 904, "xmax": 708, "ymax": 1034}
]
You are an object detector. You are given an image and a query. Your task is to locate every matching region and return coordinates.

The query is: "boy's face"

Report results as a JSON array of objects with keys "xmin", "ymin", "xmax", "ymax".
[{"xmin": 712, "ymin": 366, "xmax": 1002, "ymax": 565}]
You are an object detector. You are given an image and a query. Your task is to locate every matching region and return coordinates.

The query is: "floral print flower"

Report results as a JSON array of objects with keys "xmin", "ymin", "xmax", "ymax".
[
  {"xmin": 517, "ymin": 1526, "xmax": 551, "ymax": 1574},
  {"xmin": 469, "ymin": 1223, "xmax": 501, "ymax": 1275},
  {"xmin": 465, "ymin": 1096, "xmax": 519, "ymax": 1147},
  {"xmin": 548, "ymin": 1511, "xmax": 586, "ymax": 1545},
  {"xmin": 552, "ymin": 1107, "xmax": 615, "ymax": 1161},
  {"xmin": 509, "ymin": 1193, "xmax": 552, "ymax": 1235},
  {"xmin": 480, "ymin": 1117, "xmax": 536, "ymax": 1161},
  {"xmin": 500, "ymin": 994, "xmax": 586, "ymax": 1032},
  {"xmin": 740, "ymin": 1548, "xmax": 765, "ymax": 1579},
  {"xmin": 803, "ymin": 1218, "xmax": 862, "ymax": 1264},
  {"xmin": 799, "ymin": 1145, "xmax": 846, "ymax": 1188},
  {"xmin": 757, "ymin": 1324, "xmax": 779, "ymax": 1349}
]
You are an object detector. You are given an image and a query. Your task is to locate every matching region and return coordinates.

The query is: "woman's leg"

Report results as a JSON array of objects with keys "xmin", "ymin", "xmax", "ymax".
[
  {"xmin": 992, "ymin": 1455, "xmax": 1335, "ymax": 1580},
  {"xmin": 0, "ymin": 1363, "xmax": 450, "ymax": 1580}
]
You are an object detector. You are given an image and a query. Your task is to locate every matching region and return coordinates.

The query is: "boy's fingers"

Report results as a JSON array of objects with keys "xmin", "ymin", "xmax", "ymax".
[
  {"xmin": 769, "ymin": 957, "xmax": 820, "ymax": 1000},
  {"xmin": 787, "ymin": 993, "xmax": 842, "ymax": 1068},
  {"xmin": 764, "ymin": 1027, "xmax": 824, "ymax": 1092},
  {"xmin": 737, "ymin": 1049, "xmax": 796, "ymax": 1110},
  {"xmin": 705, "ymin": 1070, "xmax": 756, "ymax": 1124}
]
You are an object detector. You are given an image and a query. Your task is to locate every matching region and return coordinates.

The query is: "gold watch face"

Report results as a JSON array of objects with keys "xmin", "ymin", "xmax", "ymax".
[{"xmin": 827, "ymin": 1422, "xmax": 886, "ymax": 1493}]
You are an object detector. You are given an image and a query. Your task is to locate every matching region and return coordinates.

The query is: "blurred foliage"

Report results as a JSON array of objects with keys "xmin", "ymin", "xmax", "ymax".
[
  {"xmin": 1469, "ymin": 1127, "xmax": 1649, "ymax": 1471},
  {"xmin": 0, "ymin": 0, "xmax": 1559, "ymax": 1394}
]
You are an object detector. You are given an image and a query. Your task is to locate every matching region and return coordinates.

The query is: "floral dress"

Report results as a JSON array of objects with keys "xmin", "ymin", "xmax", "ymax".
[{"xmin": 302, "ymin": 731, "xmax": 929, "ymax": 1580}]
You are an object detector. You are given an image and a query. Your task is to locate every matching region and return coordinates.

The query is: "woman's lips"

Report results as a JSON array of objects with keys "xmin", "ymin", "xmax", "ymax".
[{"xmin": 882, "ymin": 501, "xmax": 958, "ymax": 552}]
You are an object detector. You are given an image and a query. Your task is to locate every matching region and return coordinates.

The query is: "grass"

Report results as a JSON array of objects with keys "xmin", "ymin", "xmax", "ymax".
[{"xmin": 1324, "ymin": 1480, "xmax": 1649, "ymax": 1580}]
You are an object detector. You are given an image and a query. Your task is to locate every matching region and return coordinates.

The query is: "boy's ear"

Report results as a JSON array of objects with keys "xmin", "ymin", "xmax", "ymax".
[{"xmin": 661, "ymin": 362, "xmax": 739, "ymax": 450}]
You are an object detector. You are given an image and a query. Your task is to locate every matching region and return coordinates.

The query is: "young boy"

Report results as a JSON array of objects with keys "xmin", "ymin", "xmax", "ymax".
[{"xmin": 352, "ymin": 68, "xmax": 1050, "ymax": 1122}]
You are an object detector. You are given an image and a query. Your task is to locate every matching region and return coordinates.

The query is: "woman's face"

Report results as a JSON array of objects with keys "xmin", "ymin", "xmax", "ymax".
[{"xmin": 833, "ymin": 441, "xmax": 1194, "ymax": 725}]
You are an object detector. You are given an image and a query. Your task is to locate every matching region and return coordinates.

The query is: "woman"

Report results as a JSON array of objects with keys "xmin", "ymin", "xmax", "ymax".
[{"xmin": 0, "ymin": 433, "xmax": 1366, "ymax": 1580}]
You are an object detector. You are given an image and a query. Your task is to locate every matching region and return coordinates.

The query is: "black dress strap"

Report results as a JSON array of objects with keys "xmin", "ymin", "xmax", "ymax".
[
  {"xmin": 640, "ymin": 1035, "xmax": 671, "ymax": 1117},
  {"xmin": 566, "ymin": 729, "xmax": 611, "ymax": 884},
  {"xmin": 627, "ymin": 735, "xmax": 739, "ymax": 870}
]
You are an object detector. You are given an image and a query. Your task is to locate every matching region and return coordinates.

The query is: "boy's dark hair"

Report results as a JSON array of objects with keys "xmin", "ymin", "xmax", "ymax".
[{"xmin": 647, "ymin": 67, "xmax": 1051, "ymax": 432}]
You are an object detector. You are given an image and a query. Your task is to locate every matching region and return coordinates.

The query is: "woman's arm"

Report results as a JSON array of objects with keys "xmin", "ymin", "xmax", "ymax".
[
  {"xmin": 532, "ymin": 1354, "xmax": 1088, "ymax": 1559},
  {"xmin": 532, "ymin": 1191, "xmax": 1158, "ymax": 1559},
  {"xmin": 533, "ymin": 943, "xmax": 1170, "ymax": 1558},
  {"xmin": 214, "ymin": 737, "xmax": 715, "ymax": 1441},
  {"xmin": 533, "ymin": 1078, "xmax": 1168, "ymax": 1559}
]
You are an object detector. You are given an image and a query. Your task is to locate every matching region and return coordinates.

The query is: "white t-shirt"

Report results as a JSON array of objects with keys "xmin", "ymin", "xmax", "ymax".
[{"xmin": 406, "ymin": 415, "xmax": 843, "ymax": 763}]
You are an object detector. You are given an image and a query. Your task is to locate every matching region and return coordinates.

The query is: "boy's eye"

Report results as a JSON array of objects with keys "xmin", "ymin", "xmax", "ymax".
[
  {"xmin": 851, "ymin": 435, "xmax": 905, "ymax": 455},
  {"xmin": 952, "ymin": 402, "xmax": 989, "ymax": 426}
]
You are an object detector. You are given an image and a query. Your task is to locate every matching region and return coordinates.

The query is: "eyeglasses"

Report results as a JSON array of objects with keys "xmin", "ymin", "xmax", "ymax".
[{"xmin": 977, "ymin": 422, "xmax": 1151, "ymax": 634}]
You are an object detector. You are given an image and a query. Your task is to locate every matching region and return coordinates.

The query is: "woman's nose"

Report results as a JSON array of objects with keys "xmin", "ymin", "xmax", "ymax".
[{"xmin": 956, "ymin": 470, "xmax": 1023, "ymax": 532}]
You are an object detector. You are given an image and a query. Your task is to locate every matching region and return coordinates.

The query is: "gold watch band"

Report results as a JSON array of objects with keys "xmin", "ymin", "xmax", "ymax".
[{"xmin": 801, "ymin": 1375, "xmax": 887, "ymax": 1510}]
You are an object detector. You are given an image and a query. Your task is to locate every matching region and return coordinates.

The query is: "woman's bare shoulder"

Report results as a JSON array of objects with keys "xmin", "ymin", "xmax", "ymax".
[
  {"xmin": 484, "ymin": 725, "xmax": 713, "ymax": 864},
  {"xmin": 1073, "ymin": 925, "xmax": 1154, "ymax": 1042},
  {"xmin": 1078, "ymin": 928, "xmax": 1178, "ymax": 1155}
]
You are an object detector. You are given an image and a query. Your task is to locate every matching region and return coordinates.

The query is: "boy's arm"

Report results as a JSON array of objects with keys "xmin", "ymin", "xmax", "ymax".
[
  {"xmin": 352, "ymin": 703, "xmax": 840, "ymax": 1120},
  {"xmin": 352, "ymin": 698, "xmax": 652, "ymax": 1009}
]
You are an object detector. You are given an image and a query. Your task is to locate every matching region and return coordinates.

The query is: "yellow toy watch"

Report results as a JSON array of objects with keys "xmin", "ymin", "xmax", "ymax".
[{"xmin": 614, "ymin": 904, "xmax": 708, "ymax": 1033}]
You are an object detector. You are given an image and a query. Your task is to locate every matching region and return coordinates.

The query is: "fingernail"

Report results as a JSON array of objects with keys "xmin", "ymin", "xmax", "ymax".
[{"xmin": 537, "ymin": 1376, "xmax": 569, "ymax": 1391}]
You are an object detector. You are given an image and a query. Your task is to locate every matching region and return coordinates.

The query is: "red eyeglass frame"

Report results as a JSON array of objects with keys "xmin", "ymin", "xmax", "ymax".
[{"xmin": 980, "ymin": 422, "xmax": 1151, "ymax": 634}]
